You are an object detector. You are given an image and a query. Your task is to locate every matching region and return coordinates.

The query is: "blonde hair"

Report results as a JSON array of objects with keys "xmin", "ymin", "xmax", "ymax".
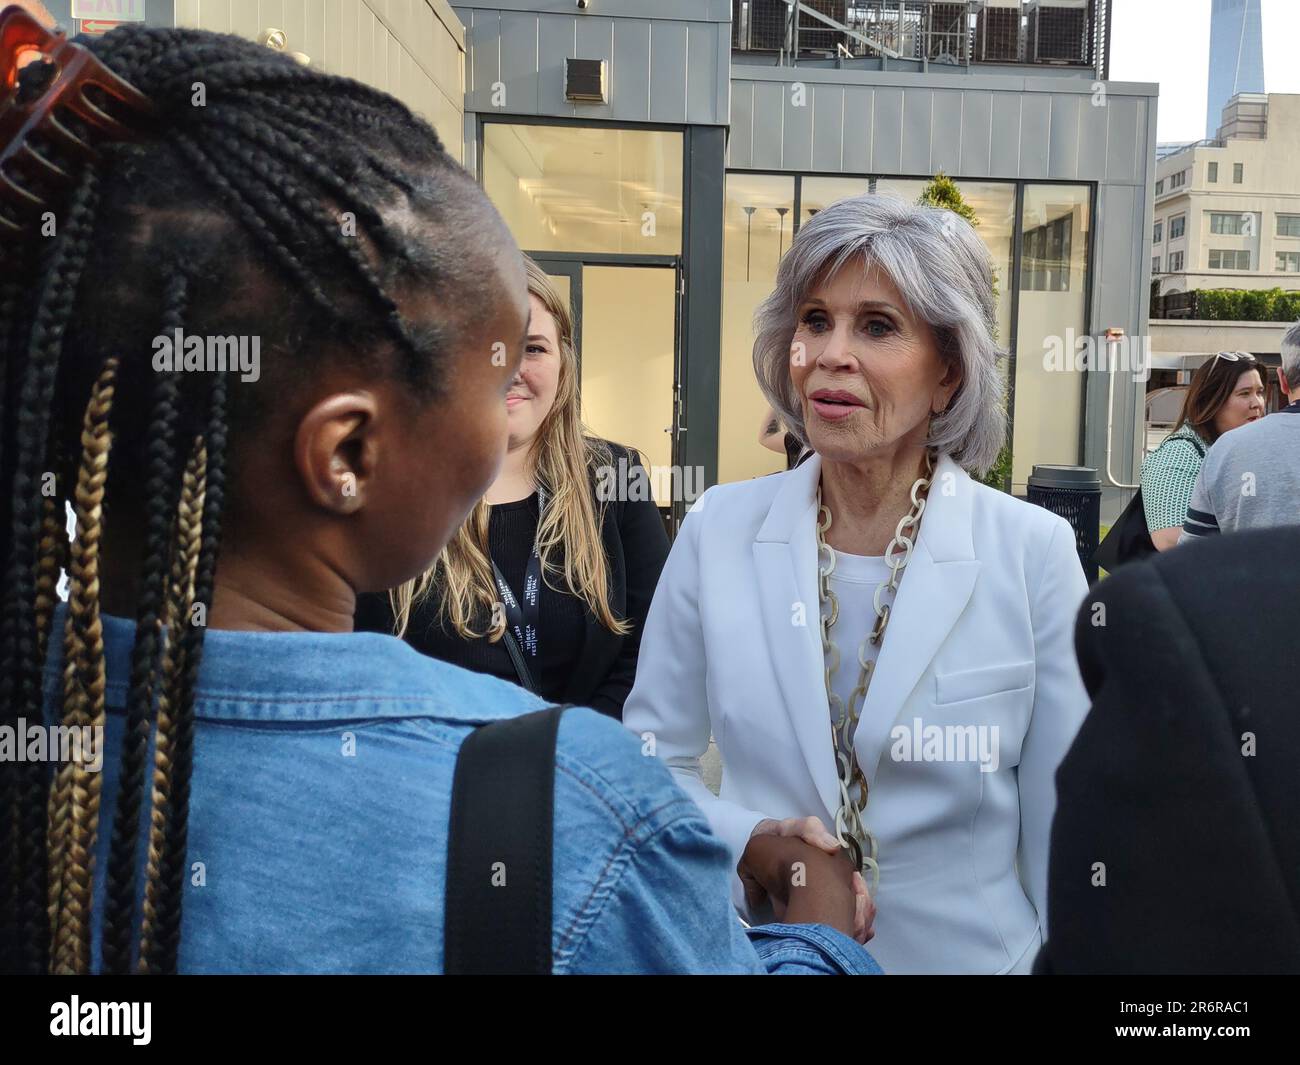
[{"xmin": 392, "ymin": 258, "xmax": 630, "ymax": 640}]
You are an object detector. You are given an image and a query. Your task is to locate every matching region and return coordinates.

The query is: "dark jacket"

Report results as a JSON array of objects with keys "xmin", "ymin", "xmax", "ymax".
[
  {"xmin": 357, "ymin": 442, "xmax": 669, "ymax": 720},
  {"xmin": 1036, "ymin": 526, "xmax": 1300, "ymax": 974}
]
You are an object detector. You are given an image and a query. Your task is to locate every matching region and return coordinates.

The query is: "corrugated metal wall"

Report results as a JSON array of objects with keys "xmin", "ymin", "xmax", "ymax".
[
  {"xmin": 173, "ymin": 0, "xmax": 466, "ymax": 159},
  {"xmin": 454, "ymin": 0, "xmax": 732, "ymax": 145},
  {"xmin": 728, "ymin": 68, "xmax": 1150, "ymax": 185}
]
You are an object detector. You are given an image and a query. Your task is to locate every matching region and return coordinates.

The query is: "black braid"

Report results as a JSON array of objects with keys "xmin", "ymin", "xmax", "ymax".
[
  {"xmin": 185, "ymin": 124, "xmax": 413, "ymax": 350},
  {"xmin": 99, "ymin": 277, "xmax": 187, "ymax": 974},
  {"xmin": 149, "ymin": 375, "xmax": 227, "ymax": 975},
  {"xmin": 200, "ymin": 104, "xmax": 404, "ymax": 255},
  {"xmin": 0, "ymin": 171, "xmax": 102, "ymax": 974}
]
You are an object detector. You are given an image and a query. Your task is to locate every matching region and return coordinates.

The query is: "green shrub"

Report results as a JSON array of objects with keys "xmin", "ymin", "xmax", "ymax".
[{"xmin": 1191, "ymin": 286, "xmax": 1300, "ymax": 322}]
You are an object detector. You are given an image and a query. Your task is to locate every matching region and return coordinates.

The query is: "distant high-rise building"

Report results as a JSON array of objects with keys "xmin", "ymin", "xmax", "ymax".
[{"xmin": 1206, "ymin": 0, "xmax": 1265, "ymax": 139}]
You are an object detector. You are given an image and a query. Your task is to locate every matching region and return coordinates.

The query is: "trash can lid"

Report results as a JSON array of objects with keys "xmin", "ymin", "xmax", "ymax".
[{"xmin": 1027, "ymin": 464, "xmax": 1101, "ymax": 491}]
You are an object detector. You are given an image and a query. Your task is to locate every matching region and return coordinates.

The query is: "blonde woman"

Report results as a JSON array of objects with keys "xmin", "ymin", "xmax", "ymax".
[{"xmin": 357, "ymin": 259, "xmax": 669, "ymax": 718}]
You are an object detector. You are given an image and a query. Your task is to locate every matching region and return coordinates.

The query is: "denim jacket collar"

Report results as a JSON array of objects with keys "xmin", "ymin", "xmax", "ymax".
[{"xmin": 42, "ymin": 604, "xmax": 545, "ymax": 725}]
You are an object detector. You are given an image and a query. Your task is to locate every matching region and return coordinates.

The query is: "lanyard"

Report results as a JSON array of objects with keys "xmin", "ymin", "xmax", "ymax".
[{"xmin": 490, "ymin": 490, "xmax": 545, "ymax": 659}]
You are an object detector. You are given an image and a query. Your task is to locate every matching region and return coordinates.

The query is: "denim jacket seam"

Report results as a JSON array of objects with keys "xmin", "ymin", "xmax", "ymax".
[
  {"xmin": 746, "ymin": 923, "xmax": 876, "ymax": 974},
  {"xmin": 552, "ymin": 802, "xmax": 710, "ymax": 967}
]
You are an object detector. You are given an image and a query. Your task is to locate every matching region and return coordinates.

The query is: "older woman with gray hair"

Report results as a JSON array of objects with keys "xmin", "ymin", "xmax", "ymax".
[{"xmin": 624, "ymin": 194, "xmax": 1090, "ymax": 974}]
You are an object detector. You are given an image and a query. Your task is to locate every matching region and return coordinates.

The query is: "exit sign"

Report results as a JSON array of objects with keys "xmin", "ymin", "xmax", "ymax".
[
  {"xmin": 78, "ymin": 19, "xmax": 125, "ymax": 36},
  {"xmin": 71, "ymin": 0, "xmax": 145, "ymax": 21}
]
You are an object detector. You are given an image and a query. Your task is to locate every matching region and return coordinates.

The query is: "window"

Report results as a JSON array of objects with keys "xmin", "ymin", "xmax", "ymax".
[
  {"xmin": 1169, "ymin": 169, "xmax": 1187, "ymax": 190},
  {"xmin": 1012, "ymin": 185, "xmax": 1091, "ymax": 494},
  {"xmin": 481, "ymin": 124, "xmax": 683, "ymax": 255},
  {"xmin": 1153, "ymin": 220, "xmax": 1164, "ymax": 243},
  {"xmin": 1209, "ymin": 249, "xmax": 1251, "ymax": 270},
  {"xmin": 1153, "ymin": 255, "xmax": 1162, "ymax": 274},
  {"xmin": 1155, "ymin": 179, "xmax": 1165, "ymax": 195},
  {"xmin": 1278, "ymin": 215, "xmax": 1300, "ymax": 237},
  {"xmin": 1208, "ymin": 161, "xmax": 1218, "ymax": 183},
  {"xmin": 1170, "ymin": 215, "xmax": 1186, "ymax": 240},
  {"xmin": 1233, "ymin": 162, "xmax": 1244, "ymax": 183},
  {"xmin": 1169, "ymin": 251, "xmax": 1185, "ymax": 271},
  {"xmin": 1277, "ymin": 251, "xmax": 1300, "ymax": 272},
  {"xmin": 1209, "ymin": 212, "xmax": 1250, "ymax": 235},
  {"xmin": 1020, "ymin": 212, "xmax": 1074, "ymax": 292},
  {"xmin": 721, "ymin": 173, "xmax": 796, "ymax": 484}
]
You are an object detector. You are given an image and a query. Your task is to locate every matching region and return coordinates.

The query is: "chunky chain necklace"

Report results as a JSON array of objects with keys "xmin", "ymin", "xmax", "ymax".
[{"xmin": 815, "ymin": 449, "xmax": 935, "ymax": 892}]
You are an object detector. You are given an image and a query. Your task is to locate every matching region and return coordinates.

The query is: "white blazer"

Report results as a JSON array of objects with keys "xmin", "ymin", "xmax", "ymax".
[{"xmin": 623, "ymin": 453, "xmax": 1090, "ymax": 975}]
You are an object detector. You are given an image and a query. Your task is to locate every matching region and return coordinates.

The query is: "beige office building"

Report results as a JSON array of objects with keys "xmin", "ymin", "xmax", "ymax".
[{"xmin": 1153, "ymin": 93, "xmax": 1300, "ymax": 295}]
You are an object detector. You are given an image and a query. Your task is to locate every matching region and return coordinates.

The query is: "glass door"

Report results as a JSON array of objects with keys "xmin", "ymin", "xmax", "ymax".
[{"xmin": 534, "ymin": 258, "xmax": 680, "ymax": 530}]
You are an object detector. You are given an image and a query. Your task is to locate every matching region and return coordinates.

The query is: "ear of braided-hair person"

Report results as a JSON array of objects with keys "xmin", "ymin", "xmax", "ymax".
[{"xmin": 1, "ymin": 23, "xmax": 514, "ymax": 973}]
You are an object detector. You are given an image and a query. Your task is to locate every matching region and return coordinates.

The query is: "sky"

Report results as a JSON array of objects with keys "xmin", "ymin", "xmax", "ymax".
[{"xmin": 1109, "ymin": 0, "xmax": 1300, "ymax": 143}]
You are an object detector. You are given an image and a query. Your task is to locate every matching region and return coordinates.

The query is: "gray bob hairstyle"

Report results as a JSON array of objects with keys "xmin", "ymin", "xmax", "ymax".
[{"xmin": 753, "ymin": 193, "xmax": 1007, "ymax": 475}]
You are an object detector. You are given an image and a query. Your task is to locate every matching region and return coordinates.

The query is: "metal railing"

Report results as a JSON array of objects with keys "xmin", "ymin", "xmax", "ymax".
[{"xmin": 732, "ymin": 1, "xmax": 1109, "ymax": 77}]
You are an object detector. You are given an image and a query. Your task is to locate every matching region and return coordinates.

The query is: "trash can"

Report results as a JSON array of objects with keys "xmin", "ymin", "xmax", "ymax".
[{"xmin": 1026, "ymin": 465, "xmax": 1102, "ymax": 584}]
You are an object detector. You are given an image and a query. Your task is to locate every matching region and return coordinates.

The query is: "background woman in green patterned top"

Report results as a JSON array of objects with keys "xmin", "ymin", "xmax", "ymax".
[{"xmin": 1141, "ymin": 352, "xmax": 1266, "ymax": 550}]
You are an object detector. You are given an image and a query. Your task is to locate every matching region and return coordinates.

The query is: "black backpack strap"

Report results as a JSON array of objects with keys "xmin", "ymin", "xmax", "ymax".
[{"xmin": 444, "ymin": 705, "xmax": 571, "ymax": 974}]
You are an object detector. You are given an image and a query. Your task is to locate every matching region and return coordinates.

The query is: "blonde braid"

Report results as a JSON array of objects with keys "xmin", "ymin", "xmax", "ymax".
[
  {"xmin": 42, "ymin": 493, "xmax": 72, "ymax": 941},
  {"xmin": 49, "ymin": 358, "xmax": 117, "ymax": 975},
  {"xmin": 36, "ymin": 490, "xmax": 68, "ymax": 668},
  {"xmin": 138, "ymin": 437, "xmax": 205, "ymax": 973}
]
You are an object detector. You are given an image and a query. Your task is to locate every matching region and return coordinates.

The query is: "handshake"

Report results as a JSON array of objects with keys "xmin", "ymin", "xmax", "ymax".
[{"xmin": 740, "ymin": 816, "xmax": 876, "ymax": 945}]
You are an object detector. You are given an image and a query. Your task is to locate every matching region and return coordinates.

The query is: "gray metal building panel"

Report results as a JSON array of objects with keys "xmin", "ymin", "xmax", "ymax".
[
  {"xmin": 1104, "ymin": 96, "xmax": 1144, "ymax": 185},
  {"xmin": 576, "ymin": 16, "xmax": 615, "ymax": 122},
  {"xmin": 872, "ymin": 88, "xmax": 905, "ymax": 174},
  {"xmin": 989, "ymin": 93, "xmax": 1022, "ymax": 178},
  {"xmin": 751, "ymin": 81, "xmax": 786, "ymax": 169},
  {"xmin": 812, "ymin": 85, "xmax": 846, "ymax": 173},
  {"xmin": 842, "ymin": 86, "xmax": 875, "ymax": 175},
  {"xmin": 1048, "ymin": 95, "xmax": 1082, "ymax": 179},
  {"xmin": 1076, "ymin": 97, "xmax": 1110, "ymax": 182},
  {"xmin": 959, "ymin": 91, "xmax": 993, "ymax": 177},
  {"xmin": 730, "ymin": 81, "xmax": 755, "ymax": 168},
  {"xmin": 1018, "ymin": 94, "xmax": 1051, "ymax": 178},
  {"xmin": 455, "ymin": 2, "xmax": 731, "ymax": 126},
  {"xmin": 502, "ymin": 10, "xmax": 541, "ymax": 115},
  {"xmin": 688, "ymin": 25, "xmax": 720, "ymax": 124},
  {"xmin": 536, "ymin": 17, "xmax": 573, "ymax": 117},
  {"xmin": 612, "ymin": 19, "xmax": 652, "ymax": 121},
  {"xmin": 649, "ymin": 21, "xmax": 690, "ymax": 123},
  {"xmin": 457, "ymin": 0, "xmax": 731, "ymax": 20},
  {"xmin": 931, "ymin": 90, "xmax": 965, "ymax": 176},
  {"xmin": 783, "ymin": 83, "xmax": 815, "ymax": 173},
  {"xmin": 463, "ymin": 9, "xmax": 501, "ymax": 113},
  {"xmin": 900, "ymin": 89, "xmax": 934, "ymax": 176}
]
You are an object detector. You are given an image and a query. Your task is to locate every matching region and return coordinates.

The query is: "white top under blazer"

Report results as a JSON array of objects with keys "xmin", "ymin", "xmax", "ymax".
[{"xmin": 623, "ymin": 453, "xmax": 1091, "ymax": 975}]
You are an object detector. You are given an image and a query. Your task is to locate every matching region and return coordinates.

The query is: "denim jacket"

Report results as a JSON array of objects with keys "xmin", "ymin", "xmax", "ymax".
[{"xmin": 42, "ymin": 607, "xmax": 881, "ymax": 975}]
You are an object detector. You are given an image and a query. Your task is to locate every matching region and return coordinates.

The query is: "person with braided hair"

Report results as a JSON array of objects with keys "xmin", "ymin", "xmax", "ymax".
[{"xmin": 1, "ymin": 19, "xmax": 879, "ymax": 974}]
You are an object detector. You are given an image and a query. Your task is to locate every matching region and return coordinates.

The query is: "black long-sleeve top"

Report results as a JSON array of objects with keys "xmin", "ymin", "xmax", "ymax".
[{"xmin": 356, "ymin": 443, "xmax": 670, "ymax": 719}]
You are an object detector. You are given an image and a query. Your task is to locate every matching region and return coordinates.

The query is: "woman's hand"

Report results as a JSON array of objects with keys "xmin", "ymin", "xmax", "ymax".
[{"xmin": 740, "ymin": 825, "xmax": 876, "ymax": 943}]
